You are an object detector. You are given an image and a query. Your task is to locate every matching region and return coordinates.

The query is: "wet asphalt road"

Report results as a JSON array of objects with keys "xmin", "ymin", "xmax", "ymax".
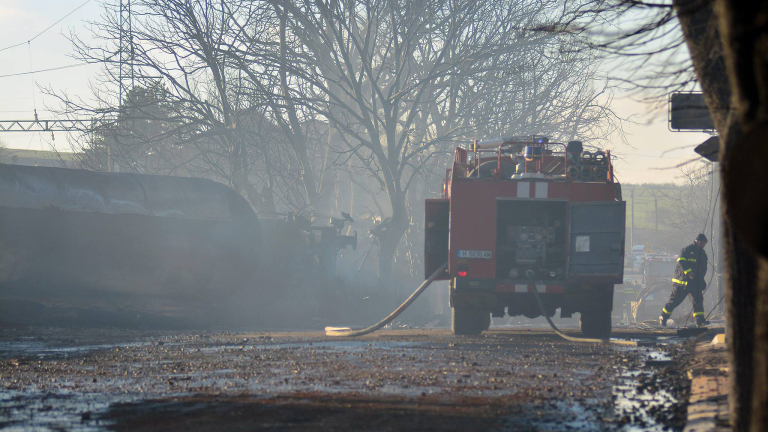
[{"xmin": 0, "ymin": 326, "xmax": 691, "ymax": 431}]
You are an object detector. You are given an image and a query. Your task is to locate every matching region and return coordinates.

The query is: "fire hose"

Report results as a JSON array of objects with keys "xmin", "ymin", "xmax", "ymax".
[
  {"xmin": 530, "ymin": 283, "xmax": 639, "ymax": 346},
  {"xmin": 326, "ymin": 261, "xmax": 636, "ymax": 345},
  {"xmin": 325, "ymin": 263, "xmax": 448, "ymax": 337}
]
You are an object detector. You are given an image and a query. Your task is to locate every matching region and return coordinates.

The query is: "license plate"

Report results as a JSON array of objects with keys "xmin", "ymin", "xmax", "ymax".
[{"xmin": 457, "ymin": 250, "xmax": 492, "ymax": 259}]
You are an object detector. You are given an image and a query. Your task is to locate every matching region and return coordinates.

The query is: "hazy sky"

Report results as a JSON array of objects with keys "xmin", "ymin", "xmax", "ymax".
[{"xmin": 0, "ymin": 0, "xmax": 712, "ymax": 184}]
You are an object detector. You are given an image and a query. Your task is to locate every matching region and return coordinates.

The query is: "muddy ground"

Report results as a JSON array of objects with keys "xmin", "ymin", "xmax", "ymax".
[{"xmin": 0, "ymin": 326, "xmax": 695, "ymax": 431}]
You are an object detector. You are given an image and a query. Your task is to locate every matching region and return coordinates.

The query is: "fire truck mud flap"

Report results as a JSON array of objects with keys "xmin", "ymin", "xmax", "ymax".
[{"xmin": 450, "ymin": 277, "xmax": 496, "ymax": 310}]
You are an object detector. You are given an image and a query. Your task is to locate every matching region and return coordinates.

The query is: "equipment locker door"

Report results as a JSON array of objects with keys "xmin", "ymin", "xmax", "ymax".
[
  {"xmin": 567, "ymin": 201, "xmax": 626, "ymax": 283},
  {"xmin": 424, "ymin": 199, "xmax": 450, "ymax": 280}
]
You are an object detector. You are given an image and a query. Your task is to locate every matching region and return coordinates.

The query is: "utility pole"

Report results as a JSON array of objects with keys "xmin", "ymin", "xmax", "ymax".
[
  {"xmin": 714, "ymin": 166, "xmax": 725, "ymax": 315},
  {"xmin": 119, "ymin": 0, "xmax": 134, "ymax": 106},
  {"xmin": 630, "ymin": 188, "xmax": 635, "ymax": 247},
  {"xmin": 654, "ymin": 196, "xmax": 658, "ymax": 248},
  {"xmin": 115, "ymin": 0, "xmax": 133, "ymax": 173}
]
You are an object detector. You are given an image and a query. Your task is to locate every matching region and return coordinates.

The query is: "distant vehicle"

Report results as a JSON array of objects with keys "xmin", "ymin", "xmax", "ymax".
[
  {"xmin": 424, "ymin": 136, "xmax": 625, "ymax": 337},
  {"xmin": 626, "ymin": 244, "xmax": 655, "ymax": 273},
  {"xmin": 630, "ymin": 254, "xmax": 678, "ymax": 322},
  {"xmin": 626, "ymin": 256, "xmax": 644, "ymax": 273}
]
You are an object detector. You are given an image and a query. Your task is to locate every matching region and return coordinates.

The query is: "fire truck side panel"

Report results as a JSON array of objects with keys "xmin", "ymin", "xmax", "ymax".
[{"xmin": 424, "ymin": 199, "xmax": 450, "ymax": 280}]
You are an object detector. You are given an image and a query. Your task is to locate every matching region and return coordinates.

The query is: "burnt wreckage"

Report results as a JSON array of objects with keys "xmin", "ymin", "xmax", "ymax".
[{"xmin": 0, "ymin": 164, "xmax": 355, "ymax": 326}]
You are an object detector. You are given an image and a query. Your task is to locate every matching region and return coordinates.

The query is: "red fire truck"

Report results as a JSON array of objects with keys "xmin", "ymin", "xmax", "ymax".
[{"xmin": 424, "ymin": 137, "xmax": 626, "ymax": 336}]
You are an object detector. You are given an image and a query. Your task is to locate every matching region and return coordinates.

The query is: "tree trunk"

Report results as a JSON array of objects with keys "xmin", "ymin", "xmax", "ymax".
[
  {"xmin": 376, "ymin": 190, "xmax": 409, "ymax": 290},
  {"xmin": 377, "ymin": 232, "xmax": 396, "ymax": 290},
  {"xmin": 673, "ymin": 1, "xmax": 768, "ymax": 430},
  {"xmin": 713, "ymin": 3, "xmax": 768, "ymax": 430}
]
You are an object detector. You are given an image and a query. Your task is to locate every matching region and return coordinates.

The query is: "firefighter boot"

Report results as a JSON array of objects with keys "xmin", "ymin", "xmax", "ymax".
[
  {"xmin": 695, "ymin": 315, "xmax": 710, "ymax": 327},
  {"xmin": 659, "ymin": 311, "xmax": 670, "ymax": 327}
]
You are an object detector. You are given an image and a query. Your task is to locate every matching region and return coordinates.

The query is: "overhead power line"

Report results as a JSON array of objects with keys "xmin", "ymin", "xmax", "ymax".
[
  {"xmin": 0, "ymin": 63, "xmax": 86, "ymax": 79},
  {"xmin": 0, "ymin": 0, "xmax": 92, "ymax": 53}
]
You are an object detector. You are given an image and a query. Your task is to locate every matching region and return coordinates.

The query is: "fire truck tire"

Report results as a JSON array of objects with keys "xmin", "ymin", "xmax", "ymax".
[
  {"xmin": 451, "ymin": 308, "xmax": 490, "ymax": 335},
  {"xmin": 580, "ymin": 309, "xmax": 612, "ymax": 339}
]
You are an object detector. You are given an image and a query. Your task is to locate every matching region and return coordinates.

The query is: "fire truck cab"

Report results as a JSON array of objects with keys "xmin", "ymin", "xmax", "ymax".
[{"xmin": 424, "ymin": 137, "xmax": 626, "ymax": 337}]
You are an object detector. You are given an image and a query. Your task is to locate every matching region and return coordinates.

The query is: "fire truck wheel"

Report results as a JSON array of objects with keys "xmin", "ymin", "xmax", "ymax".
[
  {"xmin": 579, "ymin": 309, "xmax": 612, "ymax": 339},
  {"xmin": 451, "ymin": 308, "xmax": 490, "ymax": 335}
]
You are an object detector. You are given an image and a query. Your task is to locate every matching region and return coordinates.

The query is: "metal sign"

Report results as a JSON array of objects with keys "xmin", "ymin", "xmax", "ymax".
[
  {"xmin": 669, "ymin": 93, "xmax": 715, "ymax": 131},
  {"xmin": 694, "ymin": 136, "xmax": 720, "ymax": 162}
]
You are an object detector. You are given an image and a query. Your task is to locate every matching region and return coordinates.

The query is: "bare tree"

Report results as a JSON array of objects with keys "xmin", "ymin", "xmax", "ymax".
[
  {"xmin": 566, "ymin": 1, "xmax": 699, "ymax": 107},
  {"xmin": 47, "ymin": 0, "xmax": 275, "ymax": 207},
  {"xmin": 259, "ymin": 0, "xmax": 624, "ymax": 284},
  {"xmin": 48, "ymin": 0, "xmax": 626, "ymax": 290}
]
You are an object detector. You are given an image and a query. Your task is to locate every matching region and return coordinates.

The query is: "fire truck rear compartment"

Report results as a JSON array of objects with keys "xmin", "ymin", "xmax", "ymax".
[{"xmin": 496, "ymin": 200, "xmax": 567, "ymax": 283}]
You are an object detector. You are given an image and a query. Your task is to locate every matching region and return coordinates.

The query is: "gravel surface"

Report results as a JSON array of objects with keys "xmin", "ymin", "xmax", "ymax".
[{"xmin": 0, "ymin": 326, "xmax": 693, "ymax": 431}]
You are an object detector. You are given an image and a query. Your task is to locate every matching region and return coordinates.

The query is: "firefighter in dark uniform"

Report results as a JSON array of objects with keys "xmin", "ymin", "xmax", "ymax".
[{"xmin": 660, "ymin": 233, "xmax": 709, "ymax": 327}]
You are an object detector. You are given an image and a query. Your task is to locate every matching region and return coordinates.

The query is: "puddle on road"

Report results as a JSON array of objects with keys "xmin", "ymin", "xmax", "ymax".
[
  {"xmin": 529, "ymin": 400, "xmax": 603, "ymax": 432},
  {"xmin": 196, "ymin": 340, "xmax": 423, "ymax": 354},
  {"xmin": 613, "ymin": 347, "xmax": 681, "ymax": 432},
  {"xmin": 0, "ymin": 341, "xmax": 151, "ymax": 360},
  {"xmin": 0, "ymin": 389, "xmax": 125, "ymax": 432}
]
